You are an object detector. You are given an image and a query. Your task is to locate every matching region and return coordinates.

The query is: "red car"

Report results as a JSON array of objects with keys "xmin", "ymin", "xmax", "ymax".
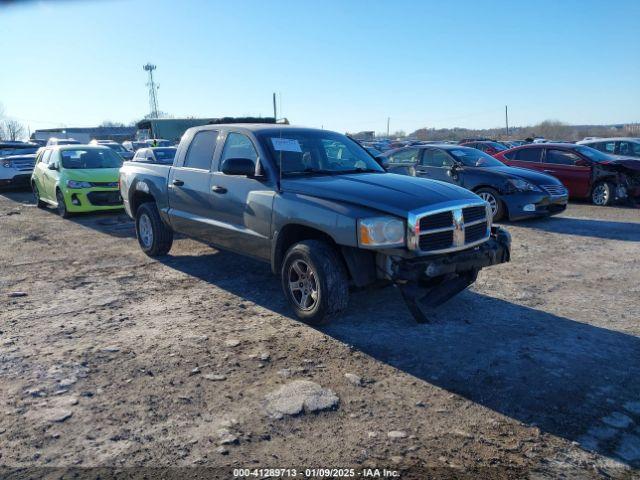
[
  {"xmin": 460, "ymin": 141, "xmax": 508, "ymax": 156},
  {"xmin": 494, "ymin": 143, "xmax": 640, "ymax": 206}
]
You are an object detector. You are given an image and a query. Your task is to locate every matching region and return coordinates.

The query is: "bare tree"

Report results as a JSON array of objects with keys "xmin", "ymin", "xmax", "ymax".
[
  {"xmin": 100, "ymin": 120, "xmax": 126, "ymax": 128},
  {"xmin": 1, "ymin": 119, "xmax": 26, "ymax": 141}
]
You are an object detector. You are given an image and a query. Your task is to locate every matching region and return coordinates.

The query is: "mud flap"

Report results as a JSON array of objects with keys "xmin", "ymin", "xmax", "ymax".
[{"xmin": 399, "ymin": 271, "xmax": 478, "ymax": 323}]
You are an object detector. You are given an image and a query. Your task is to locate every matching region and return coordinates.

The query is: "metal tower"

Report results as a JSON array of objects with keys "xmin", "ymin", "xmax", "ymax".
[{"xmin": 143, "ymin": 63, "xmax": 159, "ymax": 118}]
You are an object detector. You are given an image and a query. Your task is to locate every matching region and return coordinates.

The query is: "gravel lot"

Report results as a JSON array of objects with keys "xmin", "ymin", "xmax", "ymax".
[{"xmin": 1, "ymin": 189, "xmax": 639, "ymax": 478}]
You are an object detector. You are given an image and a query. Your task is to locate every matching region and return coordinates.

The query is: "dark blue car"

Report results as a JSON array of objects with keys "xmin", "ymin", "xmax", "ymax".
[{"xmin": 384, "ymin": 144, "xmax": 568, "ymax": 221}]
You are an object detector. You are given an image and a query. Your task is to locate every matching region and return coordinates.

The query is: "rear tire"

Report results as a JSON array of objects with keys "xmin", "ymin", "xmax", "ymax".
[
  {"xmin": 56, "ymin": 189, "xmax": 71, "ymax": 218},
  {"xmin": 32, "ymin": 182, "xmax": 46, "ymax": 209},
  {"xmin": 476, "ymin": 187, "xmax": 505, "ymax": 221},
  {"xmin": 591, "ymin": 181, "xmax": 613, "ymax": 206},
  {"xmin": 135, "ymin": 202, "xmax": 173, "ymax": 256},
  {"xmin": 281, "ymin": 239, "xmax": 349, "ymax": 325}
]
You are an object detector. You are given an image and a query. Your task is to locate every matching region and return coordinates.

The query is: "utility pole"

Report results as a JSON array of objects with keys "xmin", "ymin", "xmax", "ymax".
[
  {"xmin": 273, "ymin": 93, "xmax": 277, "ymax": 121},
  {"xmin": 387, "ymin": 117, "xmax": 390, "ymax": 138},
  {"xmin": 143, "ymin": 63, "xmax": 159, "ymax": 118},
  {"xmin": 505, "ymin": 105, "xmax": 509, "ymax": 137}
]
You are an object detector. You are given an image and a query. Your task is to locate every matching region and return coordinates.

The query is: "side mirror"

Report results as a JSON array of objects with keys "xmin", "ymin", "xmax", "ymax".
[
  {"xmin": 221, "ymin": 158, "xmax": 256, "ymax": 176},
  {"xmin": 48, "ymin": 162, "xmax": 58, "ymax": 170},
  {"xmin": 375, "ymin": 155, "xmax": 389, "ymax": 170},
  {"xmin": 574, "ymin": 159, "xmax": 590, "ymax": 167}
]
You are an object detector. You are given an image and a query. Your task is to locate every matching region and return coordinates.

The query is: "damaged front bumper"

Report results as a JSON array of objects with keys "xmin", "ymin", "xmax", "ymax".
[
  {"xmin": 394, "ymin": 226, "xmax": 511, "ymax": 282},
  {"xmin": 393, "ymin": 226, "xmax": 511, "ymax": 322}
]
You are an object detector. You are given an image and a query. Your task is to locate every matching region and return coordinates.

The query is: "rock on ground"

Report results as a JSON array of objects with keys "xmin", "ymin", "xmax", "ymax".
[{"xmin": 264, "ymin": 380, "xmax": 339, "ymax": 419}]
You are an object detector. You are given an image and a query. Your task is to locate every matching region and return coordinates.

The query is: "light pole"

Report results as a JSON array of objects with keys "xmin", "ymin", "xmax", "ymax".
[{"xmin": 143, "ymin": 63, "xmax": 159, "ymax": 118}]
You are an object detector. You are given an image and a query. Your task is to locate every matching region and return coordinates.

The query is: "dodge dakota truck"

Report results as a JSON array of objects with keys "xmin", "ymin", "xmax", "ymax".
[{"xmin": 119, "ymin": 124, "xmax": 511, "ymax": 324}]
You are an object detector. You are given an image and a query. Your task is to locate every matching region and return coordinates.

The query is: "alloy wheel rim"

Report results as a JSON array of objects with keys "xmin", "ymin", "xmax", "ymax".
[
  {"xmin": 593, "ymin": 185, "xmax": 608, "ymax": 205},
  {"xmin": 479, "ymin": 192, "xmax": 498, "ymax": 216},
  {"xmin": 139, "ymin": 213, "xmax": 153, "ymax": 248},
  {"xmin": 287, "ymin": 259, "xmax": 319, "ymax": 311}
]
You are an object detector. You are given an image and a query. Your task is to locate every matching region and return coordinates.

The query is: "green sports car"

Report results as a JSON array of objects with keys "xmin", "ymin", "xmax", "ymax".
[{"xmin": 31, "ymin": 145, "xmax": 123, "ymax": 217}]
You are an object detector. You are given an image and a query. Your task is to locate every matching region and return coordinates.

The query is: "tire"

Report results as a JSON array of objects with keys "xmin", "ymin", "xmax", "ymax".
[
  {"xmin": 135, "ymin": 202, "xmax": 173, "ymax": 256},
  {"xmin": 56, "ymin": 189, "xmax": 71, "ymax": 218},
  {"xmin": 281, "ymin": 239, "xmax": 349, "ymax": 325},
  {"xmin": 32, "ymin": 182, "xmax": 46, "ymax": 209},
  {"xmin": 591, "ymin": 181, "xmax": 613, "ymax": 206},
  {"xmin": 476, "ymin": 187, "xmax": 505, "ymax": 221}
]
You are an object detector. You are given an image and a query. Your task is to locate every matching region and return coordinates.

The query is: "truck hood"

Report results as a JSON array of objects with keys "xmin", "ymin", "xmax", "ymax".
[{"xmin": 280, "ymin": 173, "xmax": 481, "ymax": 217}]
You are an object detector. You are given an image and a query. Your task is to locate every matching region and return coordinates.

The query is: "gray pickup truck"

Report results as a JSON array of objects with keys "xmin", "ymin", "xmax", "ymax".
[{"xmin": 119, "ymin": 124, "xmax": 511, "ymax": 324}]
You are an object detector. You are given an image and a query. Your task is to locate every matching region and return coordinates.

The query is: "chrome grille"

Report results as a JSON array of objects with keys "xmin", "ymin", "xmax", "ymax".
[
  {"xmin": 465, "ymin": 222, "xmax": 488, "ymax": 243},
  {"xmin": 409, "ymin": 201, "xmax": 491, "ymax": 254},
  {"xmin": 462, "ymin": 205, "xmax": 485, "ymax": 223},
  {"xmin": 541, "ymin": 184, "xmax": 567, "ymax": 196},
  {"xmin": 419, "ymin": 230, "xmax": 453, "ymax": 251},
  {"xmin": 419, "ymin": 211, "xmax": 452, "ymax": 230}
]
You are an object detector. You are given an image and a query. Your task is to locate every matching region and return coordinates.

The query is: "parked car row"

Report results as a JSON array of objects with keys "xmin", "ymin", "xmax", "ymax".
[
  {"xmin": 364, "ymin": 137, "xmax": 640, "ymax": 208},
  {"xmin": 382, "ymin": 145, "xmax": 568, "ymax": 221},
  {"xmin": 494, "ymin": 143, "xmax": 640, "ymax": 206}
]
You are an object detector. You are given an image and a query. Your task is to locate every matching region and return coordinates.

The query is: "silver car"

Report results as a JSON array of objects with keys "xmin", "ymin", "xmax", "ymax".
[
  {"xmin": 577, "ymin": 137, "xmax": 640, "ymax": 158},
  {"xmin": 0, "ymin": 142, "xmax": 39, "ymax": 187}
]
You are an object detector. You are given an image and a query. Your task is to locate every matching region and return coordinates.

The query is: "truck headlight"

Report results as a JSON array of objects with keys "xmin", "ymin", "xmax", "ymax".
[
  {"xmin": 66, "ymin": 180, "xmax": 92, "ymax": 189},
  {"xmin": 506, "ymin": 178, "xmax": 541, "ymax": 193},
  {"xmin": 2, "ymin": 160, "xmax": 13, "ymax": 168},
  {"xmin": 358, "ymin": 216, "xmax": 405, "ymax": 248}
]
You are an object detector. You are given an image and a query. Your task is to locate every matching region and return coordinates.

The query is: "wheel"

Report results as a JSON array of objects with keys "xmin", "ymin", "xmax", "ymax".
[
  {"xmin": 32, "ymin": 182, "xmax": 46, "ymax": 209},
  {"xmin": 56, "ymin": 189, "xmax": 71, "ymax": 218},
  {"xmin": 135, "ymin": 202, "xmax": 173, "ymax": 256},
  {"xmin": 281, "ymin": 239, "xmax": 349, "ymax": 325},
  {"xmin": 476, "ymin": 188, "xmax": 505, "ymax": 221},
  {"xmin": 591, "ymin": 181, "xmax": 613, "ymax": 206}
]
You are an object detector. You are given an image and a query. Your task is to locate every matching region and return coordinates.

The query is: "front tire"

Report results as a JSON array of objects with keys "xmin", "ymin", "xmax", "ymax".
[
  {"xmin": 56, "ymin": 189, "xmax": 71, "ymax": 218},
  {"xmin": 591, "ymin": 181, "xmax": 613, "ymax": 206},
  {"xmin": 476, "ymin": 188, "xmax": 505, "ymax": 221},
  {"xmin": 281, "ymin": 239, "xmax": 349, "ymax": 325},
  {"xmin": 32, "ymin": 182, "xmax": 46, "ymax": 209},
  {"xmin": 135, "ymin": 202, "xmax": 173, "ymax": 256}
]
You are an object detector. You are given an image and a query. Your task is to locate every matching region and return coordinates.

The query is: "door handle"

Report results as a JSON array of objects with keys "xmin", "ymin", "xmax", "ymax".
[
  {"xmin": 211, "ymin": 185, "xmax": 227, "ymax": 194},
  {"xmin": 172, "ymin": 179, "xmax": 184, "ymax": 187}
]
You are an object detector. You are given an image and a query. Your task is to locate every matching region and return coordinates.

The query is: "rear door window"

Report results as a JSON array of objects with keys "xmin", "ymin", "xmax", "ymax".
[
  {"xmin": 618, "ymin": 141, "xmax": 640, "ymax": 156},
  {"xmin": 421, "ymin": 149, "xmax": 453, "ymax": 167},
  {"xmin": 514, "ymin": 148, "xmax": 542, "ymax": 163},
  {"xmin": 183, "ymin": 130, "xmax": 218, "ymax": 170},
  {"xmin": 545, "ymin": 149, "xmax": 582, "ymax": 165},
  {"xmin": 387, "ymin": 148, "xmax": 419, "ymax": 164}
]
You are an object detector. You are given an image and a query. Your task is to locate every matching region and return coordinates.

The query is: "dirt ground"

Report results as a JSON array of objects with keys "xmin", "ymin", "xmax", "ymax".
[{"xmin": 1, "ymin": 189, "xmax": 639, "ymax": 479}]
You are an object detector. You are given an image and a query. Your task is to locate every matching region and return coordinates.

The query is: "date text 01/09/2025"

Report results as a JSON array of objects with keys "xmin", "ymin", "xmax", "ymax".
[{"xmin": 232, "ymin": 468, "xmax": 400, "ymax": 477}]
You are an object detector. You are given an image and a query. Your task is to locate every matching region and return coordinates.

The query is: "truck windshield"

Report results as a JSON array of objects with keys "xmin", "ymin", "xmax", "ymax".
[
  {"xmin": 152, "ymin": 148, "xmax": 177, "ymax": 164},
  {"xmin": 258, "ymin": 130, "xmax": 384, "ymax": 175},
  {"xmin": 61, "ymin": 148, "xmax": 123, "ymax": 169}
]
